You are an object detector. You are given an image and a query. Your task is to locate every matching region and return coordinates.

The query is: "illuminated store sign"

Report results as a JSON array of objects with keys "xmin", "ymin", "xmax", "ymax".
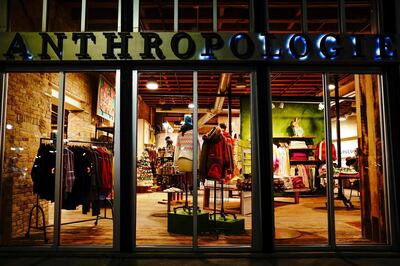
[{"xmin": 0, "ymin": 32, "xmax": 398, "ymax": 62}]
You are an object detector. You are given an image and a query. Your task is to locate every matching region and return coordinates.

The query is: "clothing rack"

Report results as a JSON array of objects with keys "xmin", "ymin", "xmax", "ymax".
[{"xmin": 26, "ymin": 137, "xmax": 114, "ymax": 243}]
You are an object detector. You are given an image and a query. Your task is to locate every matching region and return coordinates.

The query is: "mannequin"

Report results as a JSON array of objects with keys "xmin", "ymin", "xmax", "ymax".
[{"xmin": 174, "ymin": 115, "xmax": 194, "ymax": 173}]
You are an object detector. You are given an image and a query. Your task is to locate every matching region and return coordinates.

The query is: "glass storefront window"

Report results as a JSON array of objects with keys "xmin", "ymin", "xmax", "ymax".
[
  {"xmin": 59, "ymin": 72, "xmax": 115, "ymax": 246},
  {"xmin": 140, "ymin": 0, "xmax": 174, "ymax": 31},
  {"xmin": 9, "ymin": 0, "xmax": 42, "ymax": 31},
  {"xmin": 267, "ymin": 0, "xmax": 302, "ymax": 33},
  {"xmin": 345, "ymin": 0, "xmax": 374, "ymax": 34},
  {"xmin": 179, "ymin": 0, "xmax": 213, "ymax": 32},
  {"xmin": 48, "ymin": 0, "xmax": 81, "ymax": 32},
  {"xmin": 86, "ymin": 0, "xmax": 118, "ymax": 31},
  {"xmin": 218, "ymin": 0, "xmax": 249, "ymax": 32},
  {"xmin": 307, "ymin": 0, "xmax": 338, "ymax": 33},
  {"xmin": 271, "ymin": 72, "xmax": 328, "ymax": 245}
]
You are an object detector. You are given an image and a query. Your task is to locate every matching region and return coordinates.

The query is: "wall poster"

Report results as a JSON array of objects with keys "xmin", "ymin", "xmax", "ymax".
[{"xmin": 96, "ymin": 75, "xmax": 115, "ymax": 122}]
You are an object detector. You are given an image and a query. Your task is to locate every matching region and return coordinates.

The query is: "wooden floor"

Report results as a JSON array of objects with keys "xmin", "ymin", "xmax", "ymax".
[{"xmin": 9, "ymin": 188, "xmax": 375, "ymax": 247}]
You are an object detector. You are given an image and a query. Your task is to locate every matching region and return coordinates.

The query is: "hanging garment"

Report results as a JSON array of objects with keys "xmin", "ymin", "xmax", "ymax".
[
  {"xmin": 316, "ymin": 140, "xmax": 337, "ymax": 161},
  {"xmin": 31, "ymin": 144, "xmax": 56, "ymax": 201},
  {"xmin": 200, "ymin": 127, "xmax": 233, "ymax": 181}
]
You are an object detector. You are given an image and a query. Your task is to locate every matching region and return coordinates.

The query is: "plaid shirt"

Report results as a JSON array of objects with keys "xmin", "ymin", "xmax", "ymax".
[{"xmin": 64, "ymin": 148, "xmax": 76, "ymax": 193}]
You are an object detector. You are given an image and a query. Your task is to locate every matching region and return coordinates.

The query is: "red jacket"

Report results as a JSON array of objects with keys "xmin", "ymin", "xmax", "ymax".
[
  {"xmin": 200, "ymin": 127, "xmax": 233, "ymax": 181},
  {"xmin": 316, "ymin": 141, "xmax": 337, "ymax": 161}
]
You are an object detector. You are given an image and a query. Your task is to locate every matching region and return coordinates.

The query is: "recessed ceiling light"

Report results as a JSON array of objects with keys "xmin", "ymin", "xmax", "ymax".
[
  {"xmin": 328, "ymin": 84, "xmax": 336, "ymax": 90},
  {"xmin": 146, "ymin": 77, "xmax": 158, "ymax": 90},
  {"xmin": 188, "ymin": 103, "xmax": 194, "ymax": 108}
]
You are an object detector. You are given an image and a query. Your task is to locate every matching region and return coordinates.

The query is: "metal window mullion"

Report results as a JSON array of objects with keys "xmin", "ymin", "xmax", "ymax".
[
  {"xmin": 301, "ymin": 0, "xmax": 308, "ymax": 33},
  {"xmin": 174, "ymin": 0, "xmax": 178, "ymax": 32},
  {"xmin": 113, "ymin": 70, "xmax": 121, "ymax": 250},
  {"xmin": 41, "ymin": 0, "xmax": 48, "ymax": 32},
  {"xmin": 53, "ymin": 72, "xmax": 66, "ymax": 247},
  {"xmin": 192, "ymin": 71, "xmax": 198, "ymax": 249},
  {"xmin": 379, "ymin": 73, "xmax": 392, "ymax": 245},
  {"xmin": 133, "ymin": 0, "xmax": 140, "ymax": 32},
  {"xmin": 131, "ymin": 70, "xmax": 138, "ymax": 249},
  {"xmin": 0, "ymin": 73, "xmax": 8, "ymax": 213},
  {"xmin": 81, "ymin": 0, "xmax": 87, "ymax": 32},
  {"xmin": 323, "ymin": 73, "xmax": 336, "ymax": 249},
  {"xmin": 338, "ymin": 0, "xmax": 346, "ymax": 34},
  {"xmin": 213, "ymin": 0, "xmax": 217, "ymax": 32},
  {"xmin": 117, "ymin": 0, "xmax": 122, "ymax": 31},
  {"xmin": 249, "ymin": 0, "xmax": 254, "ymax": 32},
  {"xmin": 250, "ymin": 69, "xmax": 269, "ymax": 251}
]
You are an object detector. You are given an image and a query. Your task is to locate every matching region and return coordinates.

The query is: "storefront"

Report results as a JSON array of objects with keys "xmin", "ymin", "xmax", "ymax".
[{"xmin": 0, "ymin": 0, "xmax": 399, "ymax": 253}]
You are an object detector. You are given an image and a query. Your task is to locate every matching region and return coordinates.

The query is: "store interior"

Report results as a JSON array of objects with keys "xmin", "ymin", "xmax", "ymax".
[{"xmin": 0, "ymin": 70, "xmax": 387, "ymax": 247}]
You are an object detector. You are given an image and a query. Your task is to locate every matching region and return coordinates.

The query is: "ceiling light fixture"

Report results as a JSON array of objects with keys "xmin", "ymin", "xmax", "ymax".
[
  {"xmin": 6, "ymin": 124, "xmax": 13, "ymax": 130},
  {"xmin": 188, "ymin": 103, "xmax": 194, "ymax": 108},
  {"xmin": 146, "ymin": 75, "xmax": 159, "ymax": 90},
  {"xmin": 328, "ymin": 84, "xmax": 336, "ymax": 90}
]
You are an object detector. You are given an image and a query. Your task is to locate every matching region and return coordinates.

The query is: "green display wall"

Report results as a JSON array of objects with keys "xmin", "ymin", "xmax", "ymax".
[
  {"xmin": 240, "ymin": 96, "xmax": 251, "ymax": 141},
  {"xmin": 272, "ymin": 103, "xmax": 325, "ymax": 144}
]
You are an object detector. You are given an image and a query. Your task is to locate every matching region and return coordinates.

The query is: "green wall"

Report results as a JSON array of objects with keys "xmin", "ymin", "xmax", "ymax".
[
  {"xmin": 240, "ymin": 96, "xmax": 251, "ymax": 141},
  {"xmin": 272, "ymin": 103, "xmax": 324, "ymax": 144}
]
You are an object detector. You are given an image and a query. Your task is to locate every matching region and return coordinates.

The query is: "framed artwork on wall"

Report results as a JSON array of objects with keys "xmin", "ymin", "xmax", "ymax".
[{"xmin": 96, "ymin": 75, "xmax": 116, "ymax": 122}]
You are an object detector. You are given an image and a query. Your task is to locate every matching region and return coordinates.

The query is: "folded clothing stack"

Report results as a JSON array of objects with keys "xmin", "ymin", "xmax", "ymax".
[
  {"xmin": 289, "ymin": 141, "xmax": 308, "ymax": 149},
  {"xmin": 290, "ymin": 152, "xmax": 308, "ymax": 161}
]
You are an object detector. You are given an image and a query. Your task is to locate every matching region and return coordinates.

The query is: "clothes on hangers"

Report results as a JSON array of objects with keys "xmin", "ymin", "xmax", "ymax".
[
  {"xmin": 31, "ymin": 143, "xmax": 56, "ymax": 201},
  {"xmin": 199, "ymin": 127, "xmax": 233, "ymax": 182},
  {"xmin": 31, "ymin": 142, "xmax": 113, "ymax": 215}
]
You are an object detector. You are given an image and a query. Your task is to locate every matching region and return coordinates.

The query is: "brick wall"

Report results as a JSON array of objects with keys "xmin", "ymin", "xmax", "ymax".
[
  {"xmin": 1, "ymin": 73, "xmax": 56, "ymax": 242},
  {"xmin": 0, "ymin": 72, "xmax": 106, "ymax": 243}
]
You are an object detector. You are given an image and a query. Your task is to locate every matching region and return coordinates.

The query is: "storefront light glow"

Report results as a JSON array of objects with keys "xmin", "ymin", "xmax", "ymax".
[
  {"xmin": 328, "ymin": 84, "xmax": 336, "ymax": 90},
  {"xmin": 6, "ymin": 124, "xmax": 13, "ymax": 130}
]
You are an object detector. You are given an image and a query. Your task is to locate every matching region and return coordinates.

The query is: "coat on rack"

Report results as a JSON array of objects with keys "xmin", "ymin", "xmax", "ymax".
[{"xmin": 200, "ymin": 127, "xmax": 233, "ymax": 181}]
